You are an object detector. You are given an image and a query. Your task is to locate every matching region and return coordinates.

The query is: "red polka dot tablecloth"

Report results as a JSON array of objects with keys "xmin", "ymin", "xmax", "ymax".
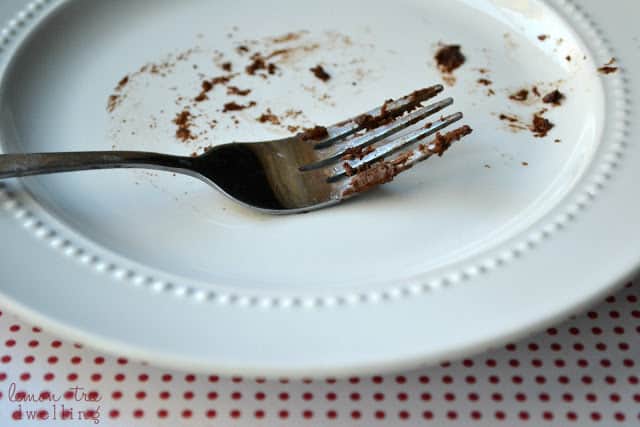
[{"xmin": 0, "ymin": 281, "xmax": 637, "ymax": 426}]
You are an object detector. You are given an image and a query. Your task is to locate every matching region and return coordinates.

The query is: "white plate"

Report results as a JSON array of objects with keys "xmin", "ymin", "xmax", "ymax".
[{"xmin": 0, "ymin": 0, "xmax": 637, "ymax": 376}]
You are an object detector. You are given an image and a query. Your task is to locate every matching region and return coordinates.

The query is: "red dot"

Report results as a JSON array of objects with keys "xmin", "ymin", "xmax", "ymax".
[
  {"xmin": 350, "ymin": 410, "xmax": 361, "ymax": 420},
  {"xmin": 67, "ymin": 373, "xmax": 78, "ymax": 381},
  {"xmin": 350, "ymin": 392, "xmax": 360, "ymax": 401},
  {"xmin": 112, "ymin": 391, "xmax": 123, "ymax": 400},
  {"xmin": 528, "ymin": 343, "xmax": 539, "ymax": 351},
  {"xmin": 505, "ymin": 343, "xmax": 517, "ymax": 351},
  {"xmin": 444, "ymin": 392, "xmax": 455, "ymax": 401},
  {"xmin": 397, "ymin": 392, "xmax": 408, "ymax": 401},
  {"xmin": 254, "ymin": 410, "xmax": 265, "ymax": 419},
  {"xmin": 624, "ymin": 359, "xmax": 635, "ymax": 367},
  {"xmin": 519, "ymin": 411, "xmax": 530, "ymax": 420},
  {"xmin": 348, "ymin": 376, "xmax": 360, "ymax": 384},
  {"xmin": 108, "ymin": 410, "xmax": 119, "ymax": 419},
  {"xmin": 399, "ymin": 410, "xmax": 410, "ymax": 420},
  {"xmin": 486, "ymin": 359, "xmax": 497, "ymax": 367},
  {"xmin": 605, "ymin": 375, "xmax": 617, "ymax": 385},
  {"xmin": 463, "ymin": 359, "xmax": 474, "ymax": 367},
  {"xmin": 326, "ymin": 392, "xmax": 337, "ymax": 401},
  {"xmin": 578, "ymin": 359, "xmax": 589, "ymax": 367},
  {"xmin": 628, "ymin": 295, "xmax": 638, "ymax": 303},
  {"xmin": 182, "ymin": 409, "xmax": 192, "ymax": 419},
  {"xmin": 495, "ymin": 411, "xmax": 506, "ymax": 420},
  {"xmin": 91, "ymin": 373, "xmax": 101, "ymax": 382},
  {"xmin": 610, "ymin": 393, "xmax": 621, "ymax": 402},
  {"xmin": 516, "ymin": 392, "xmax": 526, "ymax": 402},
  {"xmin": 558, "ymin": 375, "xmax": 570, "ymax": 384},
  {"xmin": 512, "ymin": 375, "xmax": 523, "ymax": 384},
  {"xmin": 71, "ymin": 356, "xmax": 81, "ymax": 364},
  {"xmin": 24, "ymin": 356, "xmax": 35, "ymax": 364},
  {"xmin": 181, "ymin": 391, "xmax": 195, "ymax": 400},
  {"xmin": 629, "ymin": 376, "xmax": 639, "ymax": 384},
  {"xmin": 5, "ymin": 340, "xmax": 15, "ymax": 347},
  {"xmin": 601, "ymin": 359, "xmax": 612, "ymax": 367},
  {"xmin": 278, "ymin": 410, "xmax": 289, "ymax": 419},
  {"xmin": 207, "ymin": 391, "xmax": 218, "ymax": 400},
  {"xmin": 614, "ymin": 412, "xmax": 625, "ymax": 422},
  {"xmin": 586, "ymin": 393, "xmax": 597, "ymax": 402},
  {"xmin": 161, "ymin": 374, "xmax": 172, "ymax": 382},
  {"xmin": 27, "ymin": 340, "xmax": 38, "ymax": 347},
  {"xmin": 232, "ymin": 376, "xmax": 243, "ymax": 383},
  {"xmin": 532, "ymin": 359, "xmax": 543, "ymax": 367},
  {"xmin": 440, "ymin": 361, "xmax": 452, "ymax": 367},
  {"xmin": 230, "ymin": 409, "xmax": 241, "ymax": 419},
  {"xmin": 302, "ymin": 378, "xmax": 312, "ymax": 384},
  {"xmin": 114, "ymin": 374, "xmax": 125, "ymax": 382},
  {"xmin": 489, "ymin": 375, "xmax": 500, "ymax": 384},
  {"xmin": 372, "ymin": 376, "xmax": 383, "ymax": 384},
  {"xmin": 419, "ymin": 375, "xmax": 430, "ymax": 384},
  {"xmin": 423, "ymin": 411, "xmax": 433, "ymax": 420},
  {"xmin": 327, "ymin": 410, "xmax": 338, "ymax": 419},
  {"xmin": 582, "ymin": 375, "xmax": 593, "ymax": 384},
  {"xmin": 44, "ymin": 373, "xmax": 54, "ymax": 381},
  {"xmin": 374, "ymin": 392, "xmax": 385, "ymax": 401},
  {"xmin": 208, "ymin": 375, "xmax": 219, "ymax": 383},
  {"xmin": 536, "ymin": 375, "xmax": 546, "ymax": 384},
  {"xmin": 567, "ymin": 412, "xmax": 578, "ymax": 421},
  {"xmin": 591, "ymin": 412, "xmax": 602, "ymax": 421},
  {"xmin": 614, "ymin": 326, "xmax": 625, "ymax": 334},
  {"xmin": 157, "ymin": 409, "xmax": 168, "ymax": 418},
  {"xmin": 117, "ymin": 357, "xmax": 128, "ymax": 365},
  {"xmin": 606, "ymin": 296, "xmax": 616, "ymax": 303},
  {"xmin": 231, "ymin": 391, "xmax": 242, "ymax": 400},
  {"xmin": 619, "ymin": 342, "xmax": 630, "ymax": 351},
  {"xmin": 324, "ymin": 378, "xmax": 335, "ymax": 384},
  {"xmin": 573, "ymin": 343, "xmax": 584, "ymax": 351},
  {"xmin": 543, "ymin": 411, "xmax": 554, "ymax": 420},
  {"xmin": 447, "ymin": 411, "xmax": 458, "ymax": 420},
  {"xmin": 632, "ymin": 310, "xmax": 640, "ymax": 318},
  {"xmin": 0, "ymin": 372, "xmax": 6, "ymax": 381},
  {"xmin": 509, "ymin": 359, "xmax": 520, "ymax": 367},
  {"xmin": 465, "ymin": 375, "xmax": 477, "ymax": 384},
  {"xmin": 468, "ymin": 392, "xmax": 479, "ymax": 401},
  {"xmin": 569, "ymin": 327, "xmax": 580, "ymax": 335},
  {"xmin": 159, "ymin": 391, "xmax": 170, "ymax": 400},
  {"xmin": 563, "ymin": 393, "xmax": 574, "ymax": 402},
  {"xmin": 442, "ymin": 375, "xmax": 453, "ymax": 384},
  {"xmin": 492, "ymin": 393, "xmax": 503, "ymax": 402},
  {"xmin": 9, "ymin": 325, "xmax": 20, "ymax": 332},
  {"xmin": 634, "ymin": 394, "xmax": 640, "ymax": 403},
  {"xmin": 592, "ymin": 327, "xmax": 603, "ymax": 335},
  {"xmin": 395, "ymin": 375, "xmax": 407, "ymax": 384},
  {"xmin": 138, "ymin": 374, "xmax": 148, "ymax": 382},
  {"xmin": 134, "ymin": 391, "xmax": 146, "ymax": 400},
  {"xmin": 375, "ymin": 410, "xmax": 386, "ymax": 420},
  {"xmin": 0, "ymin": 355, "xmax": 10, "ymax": 364},
  {"xmin": 255, "ymin": 377, "xmax": 266, "ymax": 383},
  {"xmin": 302, "ymin": 392, "xmax": 312, "ymax": 401},
  {"xmin": 547, "ymin": 327, "xmax": 558, "ymax": 335},
  {"xmin": 588, "ymin": 311, "xmax": 598, "ymax": 318},
  {"xmin": 303, "ymin": 410, "xmax": 314, "ymax": 419},
  {"xmin": 471, "ymin": 410, "xmax": 482, "ymax": 420},
  {"xmin": 551, "ymin": 343, "xmax": 562, "ymax": 351},
  {"xmin": 555, "ymin": 359, "xmax": 566, "ymax": 367},
  {"xmin": 421, "ymin": 392, "xmax": 432, "ymax": 401},
  {"xmin": 539, "ymin": 392, "xmax": 550, "ymax": 402},
  {"xmin": 596, "ymin": 342, "xmax": 607, "ymax": 351},
  {"xmin": 133, "ymin": 409, "xmax": 144, "ymax": 418}
]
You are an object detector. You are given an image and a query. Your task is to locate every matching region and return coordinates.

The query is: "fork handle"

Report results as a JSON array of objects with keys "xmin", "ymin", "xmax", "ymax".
[{"xmin": 0, "ymin": 151, "xmax": 194, "ymax": 179}]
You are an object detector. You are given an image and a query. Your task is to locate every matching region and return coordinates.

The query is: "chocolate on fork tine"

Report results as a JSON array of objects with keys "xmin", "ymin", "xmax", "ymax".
[{"xmin": 310, "ymin": 84, "xmax": 445, "ymax": 149}]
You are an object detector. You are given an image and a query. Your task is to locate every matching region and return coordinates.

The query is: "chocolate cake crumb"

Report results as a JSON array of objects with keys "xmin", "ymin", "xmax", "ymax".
[
  {"xmin": 310, "ymin": 65, "xmax": 331, "ymax": 82},
  {"xmin": 598, "ymin": 58, "xmax": 618, "ymax": 74},
  {"xmin": 343, "ymin": 162, "xmax": 356, "ymax": 177},
  {"xmin": 246, "ymin": 55, "xmax": 266, "ymax": 75},
  {"xmin": 509, "ymin": 89, "xmax": 529, "ymax": 102},
  {"xmin": 477, "ymin": 78, "xmax": 492, "ymax": 86},
  {"xmin": 434, "ymin": 44, "xmax": 466, "ymax": 73},
  {"xmin": 300, "ymin": 126, "xmax": 329, "ymax": 141},
  {"xmin": 499, "ymin": 113, "xmax": 519, "ymax": 123},
  {"xmin": 195, "ymin": 76, "xmax": 233, "ymax": 102},
  {"xmin": 522, "ymin": 161, "xmax": 529, "ymax": 166},
  {"xmin": 271, "ymin": 32, "xmax": 302, "ymax": 43},
  {"xmin": 222, "ymin": 101, "xmax": 257, "ymax": 112},
  {"xmin": 422, "ymin": 125, "xmax": 473, "ymax": 156},
  {"xmin": 221, "ymin": 62, "xmax": 232, "ymax": 72},
  {"xmin": 117, "ymin": 76, "xmax": 129, "ymax": 90},
  {"xmin": 565, "ymin": 55, "xmax": 571, "ymax": 62},
  {"xmin": 236, "ymin": 45, "xmax": 250, "ymax": 54},
  {"xmin": 538, "ymin": 35, "xmax": 549, "ymax": 41},
  {"xmin": 532, "ymin": 86, "xmax": 541, "ymax": 97},
  {"xmin": 227, "ymin": 86, "xmax": 252, "ymax": 96},
  {"xmin": 487, "ymin": 89, "xmax": 496, "ymax": 96},
  {"xmin": 542, "ymin": 89, "xmax": 565, "ymax": 106},
  {"xmin": 268, "ymin": 63, "xmax": 278, "ymax": 75},
  {"xmin": 107, "ymin": 95, "xmax": 119, "ymax": 113},
  {"xmin": 173, "ymin": 110, "xmax": 195, "ymax": 142},
  {"xmin": 530, "ymin": 114, "xmax": 554, "ymax": 137},
  {"xmin": 287, "ymin": 125, "xmax": 300, "ymax": 133},
  {"xmin": 257, "ymin": 109, "xmax": 281, "ymax": 125}
]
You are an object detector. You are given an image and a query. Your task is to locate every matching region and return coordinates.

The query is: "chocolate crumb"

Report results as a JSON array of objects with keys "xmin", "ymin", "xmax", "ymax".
[
  {"xmin": 310, "ymin": 65, "xmax": 331, "ymax": 82},
  {"xmin": 246, "ymin": 55, "xmax": 266, "ymax": 75},
  {"xmin": 538, "ymin": 34, "xmax": 549, "ymax": 41},
  {"xmin": 509, "ymin": 89, "xmax": 529, "ymax": 102},
  {"xmin": 236, "ymin": 45, "xmax": 249, "ymax": 54},
  {"xmin": 477, "ymin": 78, "xmax": 492, "ymax": 86},
  {"xmin": 221, "ymin": 62, "xmax": 232, "ymax": 72},
  {"xmin": 257, "ymin": 109, "xmax": 281, "ymax": 125},
  {"xmin": 532, "ymin": 86, "xmax": 541, "ymax": 97},
  {"xmin": 300, "ymin": 126, "xmax": 329, "ymax": 141},
  {"xmin": 542, "ymin": 89, "xmax": 565, "ymax": 106},
  {"xmin": 434, "ymin": 44, "xmax": 466, "ymax": 73},
  {"xmin": 487, "ymin": 89, "xmax": 496, "ymax": 96},
  {"xmin": 343, "ymin": 162, "xmax": 356, "ymax": 177},
  {"xmin": 173, "ymin": 110, "xmax": 195, "ymax": 142},
  {"xmin": 522, "ymin": 162, "xmax": 529, "ymax": 166},
  {"xmin": 423, "ymin": 125, "xmax": 473, "ymax": 156},
  {"xmin": 117, "ymin": 76, "xmax": 129, "ymax": 91},
  {"xmin": 554, "ymin": 139, "xmax": 561, "ymax": 143},
  {"xmin": 530, "ymin": 114, "xmax": 554, "ymax": 137},
  {"xmin": 227, "ymin": 86, "xmax": 252, "ymax": 96},
  {"xmin": 222, "ymin": 101, "xmax": 257, "ymax": 112},
  {"xmin": 565, "ymin": 55, "xmax": 571, "ymax": 62},
  {"xmin": 287, "ymin": 125, "xmax": 300, "ymax": 133},
  {"xmin": 598, "ymin": 58, "xmax": 618, "ymax": 74},
  {"xmin": 107, "ymin": 95, "xmax": 119, "ymax": 112},
  {"xmin": 268, "ymin": 63, "xmax": 278, "ymax": 75},
  {"xmin": 499, "ymin": 113, "xmax": 519, "ymax": 123}
]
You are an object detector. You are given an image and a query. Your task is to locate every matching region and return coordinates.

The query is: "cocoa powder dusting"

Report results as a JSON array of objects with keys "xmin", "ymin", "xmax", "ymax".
[
  {"xmin": 310, "ymin": 65, "xmax": 331, "ymax": 82},
  {"xmin": 257, "ymin": 109, "xmax": 281, "ymax": 125},
  {"xmin": 173, "ymin": 110, "xmax": 194, "ymax": 142}
]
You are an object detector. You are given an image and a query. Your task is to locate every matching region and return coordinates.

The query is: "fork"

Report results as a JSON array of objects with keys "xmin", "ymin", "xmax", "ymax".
[{"xmin": 0, "ymin": 84, "xmax": 471, "ymax": 214}]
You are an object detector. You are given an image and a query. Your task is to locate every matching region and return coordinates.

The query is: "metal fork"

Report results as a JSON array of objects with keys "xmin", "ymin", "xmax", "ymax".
[{"xmin": 0, "ymin": 84, "xmax": 471, "ymax": 214}]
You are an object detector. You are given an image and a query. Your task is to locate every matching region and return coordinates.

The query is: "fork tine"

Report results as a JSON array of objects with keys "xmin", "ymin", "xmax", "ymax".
[
  {"xmin": 310, "ymin": 84, "xmax": 444, "ymax": 149},
  {"xmin": 328, "ymin": 112, "xmax": 464, "ymax": 182},
  {"xmin": 299, "ymin": 97, "xmax": 453, "ymax": 172}
]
